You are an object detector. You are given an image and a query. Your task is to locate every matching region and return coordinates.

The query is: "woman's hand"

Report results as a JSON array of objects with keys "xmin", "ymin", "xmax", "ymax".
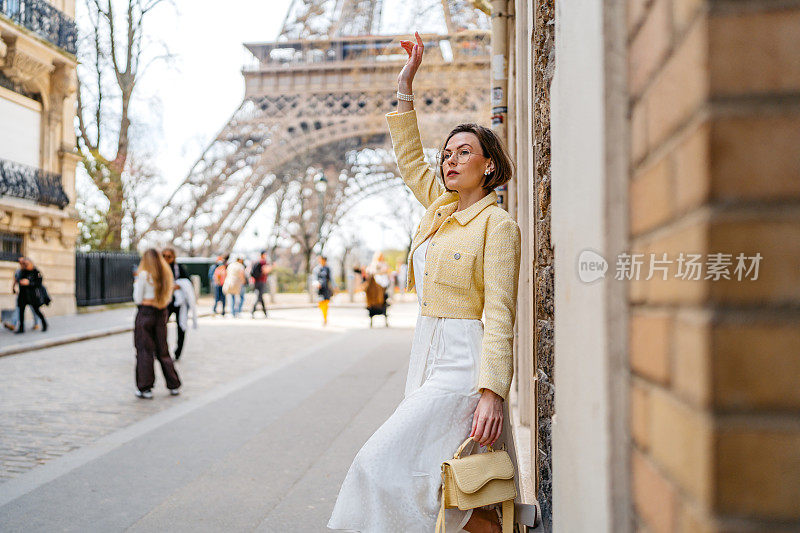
[
  {"xmin": 470, "ymin": 388, "xmax": 504, "ymax": 447},
  {"xmin": 398, "ymin": 31, "xmax": 424, "ymax": 92}
]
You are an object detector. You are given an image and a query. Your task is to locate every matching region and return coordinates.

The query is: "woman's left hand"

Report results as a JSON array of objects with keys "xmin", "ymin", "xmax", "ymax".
[{"xmin": 470, "ymin": 389, "xmax": 504, "ymax": 447}]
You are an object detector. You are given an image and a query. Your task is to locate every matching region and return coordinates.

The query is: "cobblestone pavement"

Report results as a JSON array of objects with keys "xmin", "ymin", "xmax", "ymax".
[{"xmin": 0, "ymin": 303, "xmax": 418, "ymax": 482}]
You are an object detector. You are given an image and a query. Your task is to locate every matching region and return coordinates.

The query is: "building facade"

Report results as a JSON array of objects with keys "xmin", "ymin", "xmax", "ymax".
[
  {"xmin": 0, "ymin": 0, "xmax": 80, "ymax": 317},
  {"xmin": 497, "ymin": 0, "xmax": 800, "ymax": 530}
]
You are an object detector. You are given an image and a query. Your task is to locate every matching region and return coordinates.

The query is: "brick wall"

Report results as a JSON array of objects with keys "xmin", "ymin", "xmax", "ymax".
[{"xmin": 628, "ymin": 0, "xmax": 800, "ymax": 530}]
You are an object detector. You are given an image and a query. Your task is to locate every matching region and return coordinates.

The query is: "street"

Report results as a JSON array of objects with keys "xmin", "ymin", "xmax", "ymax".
[{"xmin": 0, "ymin": 302, "xmax": 418, "ymax": 532}]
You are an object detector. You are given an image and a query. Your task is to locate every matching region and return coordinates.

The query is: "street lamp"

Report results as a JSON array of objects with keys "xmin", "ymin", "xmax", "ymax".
[{"xmin": 315, "ymin": 174, "xmax": 328, "ymax": 252}]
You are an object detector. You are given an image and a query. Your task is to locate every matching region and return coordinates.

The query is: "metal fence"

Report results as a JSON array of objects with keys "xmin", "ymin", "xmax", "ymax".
[
  {"xmin": 75, "ymin": 252, "xmax": 140, "ymax": 307},
  {"xmin": 0, "ymin": 158, "xmax": 70, "ymax": 208}
]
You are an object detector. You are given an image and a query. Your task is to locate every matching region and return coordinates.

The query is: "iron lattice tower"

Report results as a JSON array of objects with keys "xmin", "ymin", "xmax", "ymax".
[{"xmin": 145, "ymin": 0, "xmax": 490, "ymax": 255}]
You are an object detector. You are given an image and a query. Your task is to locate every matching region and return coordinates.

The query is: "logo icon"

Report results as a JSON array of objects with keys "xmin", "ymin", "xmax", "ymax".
[{"xmin": 578, "ymin": 249, "xmax": 608, "ymax": 283}]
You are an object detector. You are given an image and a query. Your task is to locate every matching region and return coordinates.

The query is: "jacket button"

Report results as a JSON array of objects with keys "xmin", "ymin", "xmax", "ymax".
[
  {"xmin": 454, "ymin": 253, "xmax": 461, "ymax": 260},
  {"xmin": 431, "ymin": 242, "xmax": 435, "ymax": 246},
  {"xmin": 423, "ymin": 302, "xmax": 427, "ymax": 306},
  {"xmin": 425, "ymin": 272, "xmax": 428, "ymax": 275},
  {"xmin": 436, "ymin": 212, "xmax": 441, "ymax": 216}
]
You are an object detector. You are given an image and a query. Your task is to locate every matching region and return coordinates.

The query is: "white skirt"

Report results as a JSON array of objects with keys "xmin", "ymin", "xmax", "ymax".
[{"xmin": 327, "ymin": 314, "xmax": 519, "ymax": 533}]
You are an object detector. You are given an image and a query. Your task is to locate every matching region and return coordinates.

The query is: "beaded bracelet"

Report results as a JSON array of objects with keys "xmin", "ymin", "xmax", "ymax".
[{"xmin": 396, "ymin": 91, "xmax": 414, "ymax": 102}]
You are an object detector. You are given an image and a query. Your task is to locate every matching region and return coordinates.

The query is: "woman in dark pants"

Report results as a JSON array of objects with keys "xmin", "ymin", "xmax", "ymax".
[
  {"xmin": 133, "ymin": 249, "xmax": 181, "ymax": 399},
  {"xmin": 14, "ymin": 257, "xmax": 47, "ymax": 334}
]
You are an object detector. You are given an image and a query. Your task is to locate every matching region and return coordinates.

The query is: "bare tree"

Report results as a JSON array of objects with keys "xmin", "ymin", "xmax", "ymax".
[
  {"xmin": 122, "ymin": 152, "xmax": 162, "ymax": 250},
  {"xmin": 336, "ymin": 227, "xmax": 364, "ymax": 286},
  {"xmin": 381, "ymin": 186, "xmax": 425, "ymax": 262},
  {"xmin": 280, "ymin": 165, "xmax": 346, "ymax": 279},
  {"xmin": 76, "ymin": 0, "xmax": 172, "ymax": 249}
]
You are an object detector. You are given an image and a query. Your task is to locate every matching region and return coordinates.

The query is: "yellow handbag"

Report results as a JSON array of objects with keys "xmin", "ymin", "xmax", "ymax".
[{"xmin": 435, "ymin": 437, "xmax": 517, "ymax": 533}]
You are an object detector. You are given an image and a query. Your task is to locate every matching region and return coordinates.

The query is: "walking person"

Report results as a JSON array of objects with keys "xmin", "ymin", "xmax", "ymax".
[
  {"xmin": 209, "ymin": 255, "xmax": 227, "ymax": 316},
  {"xmin": 162, "ymin": 247, "xmax": 190, "ymax": 360},
  {"xmin": 366, "ymin": 251, "xmax": 391, "ymax": 306},
  {"xmin": 133, "ymin": 249, "xmax": 181, "ymax": 399},
  {"xmin": 250, "ymin": 250, "xmax": 272, "ymax": 318},
  {"xmin": 328, "ymin": 33, "xmax": 521, "ymax": 533},
  {"xmin": 313, "ymin": 256, "xmax": 334, "ymax": 326},
  {"xmin": 222, "ymin": 256, "xmax": 246, "ymax": 318},
  {"xmin": 12, "ymin": 257, "xmax": 48, "ymax": 334},
  {"xmin": 5, "ymin": 262, "xmax": 43, "ymax": 331}
]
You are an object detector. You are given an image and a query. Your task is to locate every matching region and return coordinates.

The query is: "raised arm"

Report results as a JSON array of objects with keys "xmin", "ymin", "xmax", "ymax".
[
  {"xmin": 396, "ymin": 32, "xmax": 422, "ymax": 114},
  {"xmin": 386, "ymin": 32, "xmax": 445, "ymax": 208}
]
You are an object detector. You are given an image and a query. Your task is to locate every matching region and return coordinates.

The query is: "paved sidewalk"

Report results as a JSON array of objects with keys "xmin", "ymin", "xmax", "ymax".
[
  {"xmin": 0, "ymin": 291, "xmax": 403, "ymax": 357},
  {"xmin": 0, "ymin": 309, "xmax": 415, "ymax": 532},
  {"xmin": 0, "ymin": 303, "xmax": 535, "ymax": 531}
]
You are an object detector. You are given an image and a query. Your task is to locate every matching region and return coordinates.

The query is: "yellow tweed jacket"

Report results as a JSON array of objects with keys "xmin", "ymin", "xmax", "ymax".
[{"xmin": 386, "ymin": 110, "xmax": 521, "ymax": 401}]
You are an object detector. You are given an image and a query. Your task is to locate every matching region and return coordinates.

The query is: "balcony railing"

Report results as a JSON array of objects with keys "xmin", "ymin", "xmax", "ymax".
[
  {"xmin": 0, "ymin": 158, "xmax": 69, "ymax": 208},
  {"xmin": 0, "ymin": 0, "xmax": 78, "ymax": 55}
]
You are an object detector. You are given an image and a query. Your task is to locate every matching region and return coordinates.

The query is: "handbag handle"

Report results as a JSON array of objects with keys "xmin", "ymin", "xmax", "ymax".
[{"xmin": 453, "ymin": 437, "xmax": 493, "ymax": 459}]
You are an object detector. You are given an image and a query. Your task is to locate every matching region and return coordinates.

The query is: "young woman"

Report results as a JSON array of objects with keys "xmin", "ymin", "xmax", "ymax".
[
  {"xmin": 328, "ymin": 33, "xmax": 521, "ymax": 533},
  {"xmin": 133, "ymin": 248, "xmax": 181, "ymax": 399}
]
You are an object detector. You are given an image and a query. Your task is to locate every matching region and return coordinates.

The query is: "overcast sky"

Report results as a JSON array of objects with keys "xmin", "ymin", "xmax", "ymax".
[{"xmin": 77, "ymin": 0, "xmax": 435, "ymax": 257}]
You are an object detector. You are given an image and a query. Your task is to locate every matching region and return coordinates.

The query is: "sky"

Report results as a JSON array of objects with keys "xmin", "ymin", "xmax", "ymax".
[{"xmin": 77, "ymin": 0, "xmax": 436, "ymax": 257}]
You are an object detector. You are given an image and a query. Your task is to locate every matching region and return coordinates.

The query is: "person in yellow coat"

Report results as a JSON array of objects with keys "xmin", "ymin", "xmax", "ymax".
[{"xmin": 329, "ymin": 32, "xmax": 521, "ymax": 533}]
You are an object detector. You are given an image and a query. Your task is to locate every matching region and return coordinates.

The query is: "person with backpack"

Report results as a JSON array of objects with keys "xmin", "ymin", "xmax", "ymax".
[
  {"xmin": 250, "ymin": 250, "xmax": 273, "ymax": 318},
  {"xmin": 209, "ymin": 255, "xmax": 226, "ymax": 316},
  {"xmin": 212, "ymin": 255, "xmax": 229, "ymax": 316}
]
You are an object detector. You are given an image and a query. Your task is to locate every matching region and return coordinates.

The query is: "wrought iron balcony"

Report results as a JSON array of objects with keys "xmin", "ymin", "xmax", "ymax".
[
  {"xmin": 0, "ymin": 0, "xmax": 78, "ymax": 55},
  {"xmin": 0, "ymin": 158, "xmax": 69, "ymax": 208}
]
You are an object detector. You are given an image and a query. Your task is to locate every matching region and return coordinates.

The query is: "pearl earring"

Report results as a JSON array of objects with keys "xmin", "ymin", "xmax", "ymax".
[{"xmin": 484, "ymin": 170, "xmax": 491, "ymax": 175}]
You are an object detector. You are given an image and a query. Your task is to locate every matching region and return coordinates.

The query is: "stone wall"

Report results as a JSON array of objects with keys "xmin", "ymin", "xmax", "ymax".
[
  {"xmin": 0, "ymin": 9, "xmax": 79, "ymax": 319},
  {"xmin": 628, "ymin": 0, "xmax": 800, "ymax": 530},
  {"xmin": 533, "ymin": 0, "xmax": 555, "ymax": 527}
]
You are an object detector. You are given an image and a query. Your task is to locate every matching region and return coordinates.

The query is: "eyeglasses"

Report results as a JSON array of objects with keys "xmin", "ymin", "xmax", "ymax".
[{"xmin": 438, "ymin": 148, "xmax": 484, "ymax": 166}]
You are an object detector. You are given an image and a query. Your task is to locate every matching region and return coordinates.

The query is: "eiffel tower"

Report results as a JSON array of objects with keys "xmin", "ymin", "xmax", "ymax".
[{"xmin": 145, "ymin": 0, "xmax": 490, "ymax": 255}]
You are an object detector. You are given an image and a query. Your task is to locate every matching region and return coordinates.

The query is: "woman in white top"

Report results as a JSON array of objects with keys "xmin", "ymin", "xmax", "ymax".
[{"xmin": 133, "ymin": 248, "xmax": 181, "ymax": 399}]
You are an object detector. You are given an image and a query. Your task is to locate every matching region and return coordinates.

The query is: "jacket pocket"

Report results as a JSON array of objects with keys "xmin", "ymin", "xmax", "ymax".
[{"xmin": 433, "ymin": 248, "xmax": 476, "ymax": 290}]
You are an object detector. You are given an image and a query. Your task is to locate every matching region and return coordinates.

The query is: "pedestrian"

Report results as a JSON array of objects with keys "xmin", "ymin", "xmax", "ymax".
[
  {"xmin": 328, "ymin": 33, "xmax": 521, "ymax": 533},
  {"xmin": 312, "ymin": 256, "xmax": 334, "ymax": 326},
  {"xmin": 209, "ymin": 255, "xmax": 226, "ymax": 315},
  {"xmin": 362, "ymin": 270, "xmax": 388, "ymax": 328},
  {"xmin": 162, "ymin": 247, "xmax": 190, "ymax": 360},
  {"xmin": 12, "ymin": 257, "xmax": 48, "ymax": 334},
  {"xmin": 250, "ymin": 250, "xmax": 272, "ymax": 318},
  {"xmin": 132, "ymin": 249, "xmax": 181, "ymax": 399},
  {"xmin": 212, "ymin": 255, "xmax": 229, "ymax": 316},
  {"xmin": 222, "ymin": 255, "xmax": 246, "ymax": 317},
  {"xmin": 5, "ymin": 263, "xmax": 43, "ymax": 331},
  {"xmin": 366, "ymin": 251, "xmax": 391, "ymax": 307}
]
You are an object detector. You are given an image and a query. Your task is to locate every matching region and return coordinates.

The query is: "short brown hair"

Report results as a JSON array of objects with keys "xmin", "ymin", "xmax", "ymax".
[{"xmin": 436, "ymin": 124, "xmax": 514, "ymax": 192}]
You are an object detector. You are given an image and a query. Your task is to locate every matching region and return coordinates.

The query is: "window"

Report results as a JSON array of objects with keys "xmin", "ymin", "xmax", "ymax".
[{"xmin": 0, "ymin": 232, "xmax": 23, "ymax": 262}]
